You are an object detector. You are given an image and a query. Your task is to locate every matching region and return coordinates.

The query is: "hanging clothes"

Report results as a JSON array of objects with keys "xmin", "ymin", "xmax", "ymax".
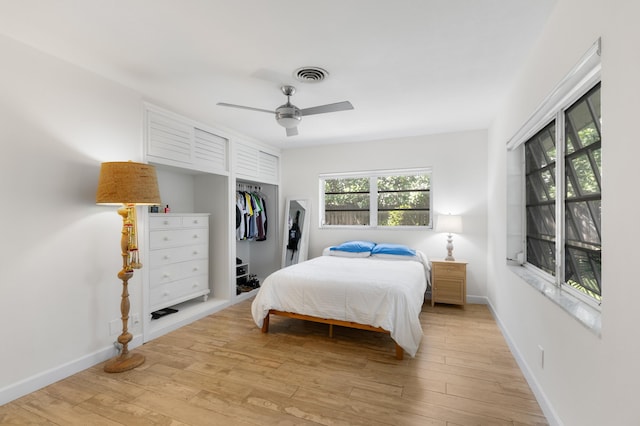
[
  {"xmin": 256, "ymin": 196, "xmax": 267, "ymax": 241},
  {"xmin": 235, "ymin": 187, "xmax": 268, "ymax": 241},
  {"xmin": 236, "ymin": 191, "xmax": 246, "ymax": 241}
]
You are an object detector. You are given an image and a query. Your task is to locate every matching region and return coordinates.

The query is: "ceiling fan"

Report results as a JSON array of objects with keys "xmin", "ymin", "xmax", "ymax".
[{"xmin": 217, "ymin": 85, "xmax": 354, "ymax": 137}]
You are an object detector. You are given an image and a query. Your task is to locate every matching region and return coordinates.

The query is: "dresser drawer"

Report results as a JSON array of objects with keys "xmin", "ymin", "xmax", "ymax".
[
  {"xmin": 150, "ymin": 228, "xmax": 208, "ymax": 249},
  {"xmin": 150, "ymin": 213, "xmax": 209, "ymax": 230},
  {"xmin": 432, "ymin": 262, "xmax": 466, "ymax": 278},
  {"xmin": 149, "ymin": 215, "xmax": 183, "ymax": 230},
  {"xmin": 149, "ymin": 244, "xmax": 208, "ymax": 266},
  {"xmin": 181, "ymin": 215, "xmax": 208, "ymax": 228},
  {"xmin": 150, "ymin": 276, "xmax": 209, "ymax": 311},
  {"xmin": 150, "ymin": 259, "xmax": 209, "ymax": 287}
]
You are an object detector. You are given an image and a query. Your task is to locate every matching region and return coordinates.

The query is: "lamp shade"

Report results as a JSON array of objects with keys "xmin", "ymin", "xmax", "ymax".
[
  {"xmin": 96, "ymin": 161, "xmax": 162, "ymax": 205},
  {"xmin": 435, "ymin": 214, "xmax": 463, "ymax": 234}
]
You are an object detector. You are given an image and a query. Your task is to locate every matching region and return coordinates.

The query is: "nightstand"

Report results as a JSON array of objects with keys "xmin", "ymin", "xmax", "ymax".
[{"xmin": 431, "ymin": 259, "xmax": 467, "ymax": 307}]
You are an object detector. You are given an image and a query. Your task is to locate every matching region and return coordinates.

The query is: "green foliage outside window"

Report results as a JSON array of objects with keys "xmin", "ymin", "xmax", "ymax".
[{"xmin": 322, "ymin": 171, "xmax": 431, "ymax": 227}]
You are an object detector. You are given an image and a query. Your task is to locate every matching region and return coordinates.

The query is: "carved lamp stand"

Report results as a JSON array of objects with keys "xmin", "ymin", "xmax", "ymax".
[
  {"xmin": 96, "ymin": 161, "xmax": 161, "ymax": 373},
  {"xmin": 435, "ymin": 214, "xmax": 463, "ymax": 262}
]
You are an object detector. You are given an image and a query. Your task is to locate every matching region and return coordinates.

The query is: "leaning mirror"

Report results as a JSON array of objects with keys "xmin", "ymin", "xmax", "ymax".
[{"xmin": 282, "ymin": 198, "xmax": 310, "ymax": 268}]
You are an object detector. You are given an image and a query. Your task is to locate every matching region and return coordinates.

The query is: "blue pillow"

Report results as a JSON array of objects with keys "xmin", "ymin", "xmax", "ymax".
[
  {"xmin": 371, "ymin": 243, "xmax": 416, "ymax": 256},
  {"xmin": 329, "ymin": 240, "xmax": 377, "ymax": 253}
]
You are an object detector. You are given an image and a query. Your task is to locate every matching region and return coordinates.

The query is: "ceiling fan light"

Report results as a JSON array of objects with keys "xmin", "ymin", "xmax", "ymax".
[
  {"xmin": 277, "ymin": 116, "xmax": 301, "ymax": 128},
  {"xmin": 276, "ymin": 105, "xmax": 302, "ymax": 128}
]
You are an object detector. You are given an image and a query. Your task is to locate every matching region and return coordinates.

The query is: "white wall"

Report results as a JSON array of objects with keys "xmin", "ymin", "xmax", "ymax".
[
  {"xmin": 280, "ymin": 131, "xmax": 488, "ymax": 302},
  {"xmin": 487, "ymin": 0, "xmax": 640, "ymax": 424},
  {"xmin": 0, "ymin": 35, "xmax": 148, "ymax": 402}
]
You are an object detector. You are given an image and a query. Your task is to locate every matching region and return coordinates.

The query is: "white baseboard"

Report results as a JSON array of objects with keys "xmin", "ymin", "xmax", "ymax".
[
  {"xmin": 0, "ymin": 334, "xmax": 143, "ymax": 406},
  {"xmin": 466, "ymin": 294, "xmax": 487, "ymax": 304},
  {"xmin": 484, "ymin": 297, "xmax": 563, "ymax": 426}
]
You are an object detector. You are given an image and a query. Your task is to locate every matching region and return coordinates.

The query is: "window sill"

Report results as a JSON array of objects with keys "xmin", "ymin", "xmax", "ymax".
[
  {"xmin": 507, "ymin": 264, "xmax": 601, "ymax": 336},
  {"xmin": 319, "ymin": 225, "xmax": 432, "ymax": 230}
]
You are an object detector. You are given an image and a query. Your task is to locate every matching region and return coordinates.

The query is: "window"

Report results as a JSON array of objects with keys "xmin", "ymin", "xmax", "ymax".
[
  {"xmin": 320, "ymin": 169, "xmax": 431, "ymax": 228},
  {"xmin": 524, "ymin": 83, "xmax": 601, "ymax": 304},
  {"xmin": 507, "ymin": 39, "xmax": 602, "ymax": 311}
]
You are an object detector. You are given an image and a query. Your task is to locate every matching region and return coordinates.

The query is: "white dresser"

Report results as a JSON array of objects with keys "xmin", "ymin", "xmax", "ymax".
[{"xmin": 148, "ymin": 213, "xmax": 210, "ymax": 312}]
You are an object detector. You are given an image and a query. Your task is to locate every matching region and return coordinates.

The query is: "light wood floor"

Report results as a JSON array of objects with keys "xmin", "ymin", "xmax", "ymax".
[{"xmin": 0, "ymin": 299, "xmax": 548, "ymax": 425}]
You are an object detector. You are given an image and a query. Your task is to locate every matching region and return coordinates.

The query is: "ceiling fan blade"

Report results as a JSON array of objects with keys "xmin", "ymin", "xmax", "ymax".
[
  {"xmin": 286, "ymin": 127, "xmax": 299, "ymax": 137},
  {"xmin": 300, "ymin": 101, "xmax": 354, "ymax": 116},
  {"xmin": 216, "ymin": 102, "xmax": 274, "ymax": 114}
]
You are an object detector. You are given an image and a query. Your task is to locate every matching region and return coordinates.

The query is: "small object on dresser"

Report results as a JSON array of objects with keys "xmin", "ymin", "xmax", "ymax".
[{"xmin": 164, "ymin": 204, "xmax": 171, "ymax": 213}]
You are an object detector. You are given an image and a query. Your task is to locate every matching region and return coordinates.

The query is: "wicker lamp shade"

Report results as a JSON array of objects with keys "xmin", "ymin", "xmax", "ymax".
[{"xmin": 96, "ymin": 161, "xmax": 161, "ymax": 205}]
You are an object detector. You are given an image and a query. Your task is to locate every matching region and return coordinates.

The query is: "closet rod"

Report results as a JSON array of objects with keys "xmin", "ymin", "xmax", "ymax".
[{"xmin": 236, "ymin": 184, "xmax": 262, "ymax": 192}]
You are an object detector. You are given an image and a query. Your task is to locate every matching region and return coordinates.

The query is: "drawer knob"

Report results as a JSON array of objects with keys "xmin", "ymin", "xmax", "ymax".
[
  {"xmin": 193, "ymin": 267, "xmax": 199, "ymax": 272},
  {"xmin": 193, "ymin": 234, "xmax": 199, "ymax": 239},
  {"xmin": 193, "ymin": 219, "xmax": 199, "ymax": 224},
  {"xmin": 193, "ymin": 250, "xmax": 199, "ymax": 255},
  {"xmin": 163, "ymin": 255, "xmax": 170, "ymax": 260},
  {"xmin": 163, "ymin": 220, "xmax": 169, "ymax": 225},
  {"xmin": 163, "ymin": 236, "xmax": 169, "ymax": 241},
  {"xmin": 163, "ymin": 273, "xmax": 170, "ymax": 278}
]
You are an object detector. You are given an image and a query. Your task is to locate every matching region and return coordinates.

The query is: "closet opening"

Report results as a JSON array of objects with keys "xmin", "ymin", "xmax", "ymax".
[{"xmin": 235, "ymin": 179, "xmax": 280, "ymax": 300}]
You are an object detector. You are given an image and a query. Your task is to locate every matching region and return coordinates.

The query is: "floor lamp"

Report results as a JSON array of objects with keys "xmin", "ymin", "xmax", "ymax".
[
  {"xmin": 435, "ymin": 214, "xmax": 463, "ymax": 261},
  {"xmin": 96, "ymin": 161, "xmax": 161, "ymax": 373}
]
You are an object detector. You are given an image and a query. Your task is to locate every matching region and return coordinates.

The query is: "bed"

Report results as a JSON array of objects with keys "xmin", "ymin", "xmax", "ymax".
[{"xmin": 251, "ymin": 241, "xmax": 430, "ymax": 359}]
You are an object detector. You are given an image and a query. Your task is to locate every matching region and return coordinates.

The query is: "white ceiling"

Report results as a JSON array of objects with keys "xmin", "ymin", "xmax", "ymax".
[{"xmin": 0, "ymin": 0, "xmax": 556, "ymax": 149}]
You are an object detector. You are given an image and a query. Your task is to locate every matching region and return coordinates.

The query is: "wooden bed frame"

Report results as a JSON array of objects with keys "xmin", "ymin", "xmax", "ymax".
[{"xmin": 261, "ymin": 309, "xmax": 404, "ymax": 360}]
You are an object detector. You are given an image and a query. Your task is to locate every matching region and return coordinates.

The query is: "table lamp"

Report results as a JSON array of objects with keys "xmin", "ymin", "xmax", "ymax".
[{"xmin": 435, "ymin": 214, "xmax": 463, "ymax": 261}]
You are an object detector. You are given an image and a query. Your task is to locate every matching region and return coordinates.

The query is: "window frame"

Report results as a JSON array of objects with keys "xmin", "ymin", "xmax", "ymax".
[
  {"xmin": 319, "ymin": 167, "xmax": 432, "ymax": 229},
  {"xmin": 522, "ymin": 82, "xmax": 602, "ymax": 308},
  {"xmin": 507, "ymin": 39, "xmax": 602, "ymax": 312}
]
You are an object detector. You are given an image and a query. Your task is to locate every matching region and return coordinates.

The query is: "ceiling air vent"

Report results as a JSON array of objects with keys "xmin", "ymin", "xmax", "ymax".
[{"xmin": 294, "ymin": 66, "xmax": 329, "ymax": 83}]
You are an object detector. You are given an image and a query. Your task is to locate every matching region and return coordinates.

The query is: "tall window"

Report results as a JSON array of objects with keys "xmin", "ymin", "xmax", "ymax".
[
  {"xmin": 525, "ymin": 83, "xmax": 601, "ymax": 303},
  {"xmin": 320, "ymin": 169, "xmax": 431, "ymax": 228}
]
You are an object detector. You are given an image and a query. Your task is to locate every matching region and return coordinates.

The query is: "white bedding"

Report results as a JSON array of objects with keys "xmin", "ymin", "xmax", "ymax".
[{"xmin": 251, "ymin": 252, "xmax": 429, "ymax": 357}]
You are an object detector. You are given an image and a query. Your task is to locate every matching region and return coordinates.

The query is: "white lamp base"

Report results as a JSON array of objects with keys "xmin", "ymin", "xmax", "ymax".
[{"xmin": 445, "ymin": 233, "xmax": 455, "ymax": 261}]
